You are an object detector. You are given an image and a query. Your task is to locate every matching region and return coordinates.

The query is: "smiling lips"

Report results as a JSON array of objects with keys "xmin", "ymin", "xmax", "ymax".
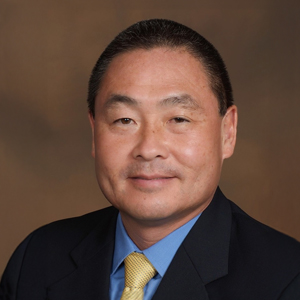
[
  {"xmin": 128, "ymin": 174, "xmax": 176, "ymax": 189},
  {"xmin": 131, "ymin": 175, "xmax": 175, "ymax": 180}
]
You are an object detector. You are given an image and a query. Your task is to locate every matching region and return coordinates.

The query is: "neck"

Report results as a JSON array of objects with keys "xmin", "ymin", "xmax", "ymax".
[{"xmin": 119, "ymin": 209, "xmax": 204, "ymax": 250}]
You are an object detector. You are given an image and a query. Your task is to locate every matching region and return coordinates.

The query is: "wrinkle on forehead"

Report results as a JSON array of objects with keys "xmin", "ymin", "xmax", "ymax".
[{"xmin": 96, "ymin": 47, "xmax": 217, "ymax": 115}]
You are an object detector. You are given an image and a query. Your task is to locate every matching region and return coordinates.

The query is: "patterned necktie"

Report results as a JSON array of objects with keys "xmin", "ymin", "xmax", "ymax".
[{"xmin": 120, "ymin": 252, "xmax": 157, "ymax": 300}]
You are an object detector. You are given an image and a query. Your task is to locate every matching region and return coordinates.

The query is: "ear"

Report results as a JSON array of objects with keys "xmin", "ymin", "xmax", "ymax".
[
  {"xmin": 88, "ymin": 112, "xmax": 96, "ymax": 158},
  {"xmin": 221, "ymin": 105, "xmax": 238, "ymax": 159}
]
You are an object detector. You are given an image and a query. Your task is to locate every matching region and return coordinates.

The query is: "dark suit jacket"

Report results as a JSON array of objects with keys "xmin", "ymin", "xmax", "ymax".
[{"xmin": 1, "ymin": 188, "xmax": 300, "ymax": 299}]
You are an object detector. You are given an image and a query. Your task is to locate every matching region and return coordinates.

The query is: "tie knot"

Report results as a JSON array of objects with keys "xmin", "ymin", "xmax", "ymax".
[{"xmin": 124, "ymin": 252, "xmax": 157, "ymax": 289}]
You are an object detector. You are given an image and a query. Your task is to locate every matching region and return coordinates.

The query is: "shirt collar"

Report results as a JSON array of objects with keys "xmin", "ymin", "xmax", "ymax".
[{"xmin": 112, "ymin": 213, "xmax": 201, "ymax": 277}]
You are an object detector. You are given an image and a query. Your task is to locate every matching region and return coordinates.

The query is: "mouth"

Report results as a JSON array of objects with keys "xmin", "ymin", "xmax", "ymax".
[
  {"xmin": 127, "ymin": 174, "xmax": 176, "ymax": 191},
  {"xmin": 130, "ymin": 175, "xmax": 175, "ymax": 180}
]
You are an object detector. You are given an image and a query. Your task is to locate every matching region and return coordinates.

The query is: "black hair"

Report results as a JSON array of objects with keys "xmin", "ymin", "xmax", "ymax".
[{"xmin": 88, "ymin": 19, "xmax": 233, "ymax": 117}]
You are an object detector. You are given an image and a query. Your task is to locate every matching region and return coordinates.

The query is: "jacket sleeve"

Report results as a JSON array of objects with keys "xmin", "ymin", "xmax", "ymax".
[{"xmin": 0, "ymin": 233, "xmax": 33, "ymax": 300}]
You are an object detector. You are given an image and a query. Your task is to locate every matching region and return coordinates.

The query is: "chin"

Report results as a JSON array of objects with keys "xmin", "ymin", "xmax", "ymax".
[{"xmin": 119, "ymin": 197, "xmax": 174, "ymax": 221}]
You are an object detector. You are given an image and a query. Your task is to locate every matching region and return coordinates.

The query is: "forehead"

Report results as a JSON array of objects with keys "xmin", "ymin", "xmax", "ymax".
[{"xmin": 96, "ymin": 47, "xmax": 218, "ymax": 112}]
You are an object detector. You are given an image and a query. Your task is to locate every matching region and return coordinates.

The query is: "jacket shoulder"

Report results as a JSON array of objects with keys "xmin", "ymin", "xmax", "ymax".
[
  {"xmin": 32, "ymin": 205, "xmax": 118, "ymax": 241},
  {"xmin": 0, "ymin": 206, "xmax": 118, "ymax": 299},
  {"xmin": 228, "ymin": 200, "xmax": 300, "ymax": 296},
  {"xmin": 229, "ymin": 199, "xmax": 300, "ymax": 254}
]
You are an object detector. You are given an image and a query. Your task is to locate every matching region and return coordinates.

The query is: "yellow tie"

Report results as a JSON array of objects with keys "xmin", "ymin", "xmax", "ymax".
[{"xmin": 120, "ymin": 252, "xmax": 157, "ymax": 300}]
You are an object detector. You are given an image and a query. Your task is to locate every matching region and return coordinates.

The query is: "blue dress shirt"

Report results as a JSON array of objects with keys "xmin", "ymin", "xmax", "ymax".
[{"xmin": 109, "ymin": 213, "xmax": 201, "ymax": 300}]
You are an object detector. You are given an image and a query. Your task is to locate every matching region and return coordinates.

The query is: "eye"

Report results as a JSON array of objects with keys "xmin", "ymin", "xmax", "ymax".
[
  {"xmin": 115, "ymin": 118, "xmax": 133, "ymax": 125},
  {"xmin": 171, "ymin": 117, "xmax": 190, "ymax": 123}
]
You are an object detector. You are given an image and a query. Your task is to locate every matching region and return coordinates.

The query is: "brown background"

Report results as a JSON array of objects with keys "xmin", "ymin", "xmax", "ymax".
[{"xmin": 1, "ymin": 0, "xmax": 300, "ymax": 276}]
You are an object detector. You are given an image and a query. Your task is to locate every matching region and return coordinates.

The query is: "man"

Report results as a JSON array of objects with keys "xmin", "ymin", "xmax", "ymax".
[{"xmin": 1, "ymin": 19, "xmax": 300, "ymax": 300}]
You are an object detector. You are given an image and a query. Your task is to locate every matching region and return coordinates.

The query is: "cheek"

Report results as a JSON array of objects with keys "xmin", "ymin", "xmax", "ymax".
[
  {"xmin": 171, "ymin": 130, "xmax": 222, "ymax": 172},
  {"xmin": 94, "ymin": 134, "xmax": 130, "ymax": 175},
  {"xmin": 172, "ymin": 134, "xmax": 207, "ymax": 168}
]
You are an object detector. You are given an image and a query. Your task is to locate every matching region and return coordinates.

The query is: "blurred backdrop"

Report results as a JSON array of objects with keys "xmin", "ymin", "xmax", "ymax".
[{"xmin": 1, "ymin": 0, "xmax": 300, "ymax": 275}]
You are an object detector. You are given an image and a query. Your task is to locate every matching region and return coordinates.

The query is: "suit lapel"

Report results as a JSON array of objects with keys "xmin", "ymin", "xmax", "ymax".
[
  {"xmin": 153, "ymin": 245, "xmax": 209, "ymax": 300},
  {"xmin": 46, "ymin": 207, "xmax": 118, "ymax": 300},
  {"xmin": 153, "ymin": 188, "xmax": 232, "ymax": 299}
]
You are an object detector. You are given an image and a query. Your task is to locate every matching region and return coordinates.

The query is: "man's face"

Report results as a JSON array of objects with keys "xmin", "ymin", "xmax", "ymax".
[{"xmin": 89, "ymin": 47, "xmax": 237, "ymax": 227}]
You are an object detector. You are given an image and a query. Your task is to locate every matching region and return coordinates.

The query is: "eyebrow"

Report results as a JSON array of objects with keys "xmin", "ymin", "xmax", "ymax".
[
  {"xmin": 103, "ymin": 93, "xmax": 200, "ymax": 111},
  {"xmin": 104, "ymin": 94, "xmax": 139, "ymax": 109},
  {"xmin": 158, "ymin": 94, "xmax": 200, "ymax": 110}
]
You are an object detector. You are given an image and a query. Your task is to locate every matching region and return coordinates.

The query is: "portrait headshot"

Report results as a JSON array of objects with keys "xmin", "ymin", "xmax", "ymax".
[{"xmin": 1, "ymin": 2, "xmax": 300, "ymax": 300}]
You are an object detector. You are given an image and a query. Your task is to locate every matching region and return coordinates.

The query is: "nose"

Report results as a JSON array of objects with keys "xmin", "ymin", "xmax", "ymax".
[{"xmin": 132, "ymin": 124, "xmax": 169, "ymax": 161}]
